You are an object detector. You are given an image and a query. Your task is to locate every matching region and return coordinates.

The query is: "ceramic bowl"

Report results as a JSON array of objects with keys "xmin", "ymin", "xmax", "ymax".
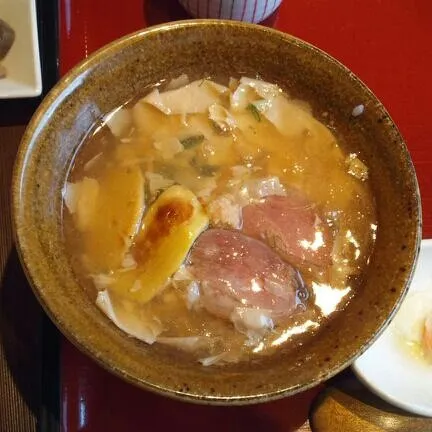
[{"xmin": 12, "ymin": 20, "xmax": 421, "ymax": 404}]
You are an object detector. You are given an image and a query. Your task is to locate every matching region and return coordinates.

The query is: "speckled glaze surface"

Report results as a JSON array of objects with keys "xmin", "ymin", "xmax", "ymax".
[{"xmin": 12, "ymin": 20, "xmax": 421, "ymax": 404}]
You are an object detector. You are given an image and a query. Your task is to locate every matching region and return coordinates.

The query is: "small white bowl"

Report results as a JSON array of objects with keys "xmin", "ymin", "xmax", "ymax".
[
  {"xmin": 0, "ymin": 0, "xmax": 42, "ymax": 99},
  {"xmin": 353, "ymin": 239, "xmax": 432, "ymax": 417},
  {"xmin": 178, "ymin": 0, "xmax": 283, "ymax": 23}
]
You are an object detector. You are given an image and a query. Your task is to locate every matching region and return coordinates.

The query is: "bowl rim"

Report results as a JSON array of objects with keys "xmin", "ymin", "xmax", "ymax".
[{"xmin": 11, "ymin": 19, "xmax": 423, "ymax": 405}]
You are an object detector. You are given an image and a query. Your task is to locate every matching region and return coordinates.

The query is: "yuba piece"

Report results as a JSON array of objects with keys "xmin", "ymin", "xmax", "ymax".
[{"xmin": 64, "ymin": 166, "xmax": 145, "ymax": 272}]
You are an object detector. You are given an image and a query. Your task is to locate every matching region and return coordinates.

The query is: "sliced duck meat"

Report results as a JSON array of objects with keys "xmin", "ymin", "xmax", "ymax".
[
  {"xmin": 187, "ymin": 229, "xmax": 304, "ymax": 324},
  {"xmin": 242, "ymin": 193, "xmax": 332, "ymax": 270}
]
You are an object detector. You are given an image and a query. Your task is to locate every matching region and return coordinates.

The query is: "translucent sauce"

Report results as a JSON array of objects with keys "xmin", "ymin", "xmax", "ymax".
[{"xmin": 63, "ymin": 76, "xmax": 377, "ymax": 366}]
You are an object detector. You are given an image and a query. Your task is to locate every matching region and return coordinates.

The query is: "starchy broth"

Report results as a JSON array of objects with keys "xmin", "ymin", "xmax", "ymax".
[{"xmin": 63, "ymin": 76, "xmax": 377, "ymax": 365}]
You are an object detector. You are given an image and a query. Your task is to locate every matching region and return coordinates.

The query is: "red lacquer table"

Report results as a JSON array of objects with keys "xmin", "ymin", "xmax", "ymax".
[{"xmin": 57, "ymin": 1, "xmax": 432, "ymax": 430}]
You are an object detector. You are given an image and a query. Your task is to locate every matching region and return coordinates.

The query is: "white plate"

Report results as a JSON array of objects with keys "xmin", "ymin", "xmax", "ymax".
[
  {"xmin": 353, "ymin": 239, "xmax": 432, "ymax": 417},
  {"xmin": 0, "ymin": 0, "xmax": 42, "ymax": 98}
]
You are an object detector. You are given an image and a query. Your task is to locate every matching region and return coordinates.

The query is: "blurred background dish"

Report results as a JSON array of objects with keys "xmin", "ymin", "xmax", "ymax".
[
  {"xmin": 178, "ymin": 0, "xmax": 283, "ymax": 23},
  {"xmin": 353, "ymin": 239, "xmax": 432, "ymax": 417},
  {"xmin": 0, "ymin": 0, "xmax": 41, "ymax": 98}
]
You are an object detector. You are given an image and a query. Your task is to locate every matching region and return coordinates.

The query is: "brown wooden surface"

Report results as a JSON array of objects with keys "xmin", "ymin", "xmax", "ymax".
[
  {"xmin": 0, "ymin": 125, "xmax": 43, "ymax": 432},
  {"xmin": 310, "ymin": 371, "xmax": 432, "ymax": 432}
]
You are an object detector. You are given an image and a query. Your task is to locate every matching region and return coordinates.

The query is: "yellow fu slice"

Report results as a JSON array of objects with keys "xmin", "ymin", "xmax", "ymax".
[
  {"xmin": 64, "ymin": 165, "xmax": 145, "ymax": 273},
  {"xmin": 109, "ymin": 185, "xmax": 209, "ymax": 304}
]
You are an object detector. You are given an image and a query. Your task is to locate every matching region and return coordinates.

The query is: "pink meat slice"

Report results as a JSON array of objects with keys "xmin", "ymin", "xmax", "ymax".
[
  {"xmin": 242, "ymin": 193, "xmax": 332, "ymax": 269},
  {"xmin": 188, "ymin": 229, "xmax": 303, "ymax": 321}
]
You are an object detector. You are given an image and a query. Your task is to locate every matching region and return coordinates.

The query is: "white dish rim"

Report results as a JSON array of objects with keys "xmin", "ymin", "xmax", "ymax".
[{"xmin": 352, "ymin": 238, "xmax": 432, "ymax": 418}]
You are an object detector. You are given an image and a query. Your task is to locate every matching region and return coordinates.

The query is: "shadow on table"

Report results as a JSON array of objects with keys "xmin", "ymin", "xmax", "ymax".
[
  {"xmin": 0, "ymin": 248, "xmax": 59, "ymax": 430},
  {"xmin": 144, "ymin": 0, "xmax": 280, "ymax": 27},
  {"xmin": 0, "ymin": 99, "xmax": 40, "ymax": 127}
]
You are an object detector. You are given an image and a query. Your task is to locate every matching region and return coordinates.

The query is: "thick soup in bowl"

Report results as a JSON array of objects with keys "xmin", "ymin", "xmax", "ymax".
[{"xmin": 63, "ymin": 75, "xmax": 376, "ymax": 366}]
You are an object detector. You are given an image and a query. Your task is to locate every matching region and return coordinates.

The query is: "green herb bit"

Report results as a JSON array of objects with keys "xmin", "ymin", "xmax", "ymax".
[
  {"xmin": 199, "ymin": 164, "xmax": 219, "ymax": 176},
  {"xmin": 154, "ymin": 188, "xmax": 166, "ymax": 199},
  {"xmin": 246, "ymin": 103, "xmax": 261, "ymax": 122},
  {"xmin": 180, "ymin": 134, "xmax": 205, "ymax": 149},
  {"xmin": 211, "ymin": 119, "xmax": 231, "ymax": 136}
]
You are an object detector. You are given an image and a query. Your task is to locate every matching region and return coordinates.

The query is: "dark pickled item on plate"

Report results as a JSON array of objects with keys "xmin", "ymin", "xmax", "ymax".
[
  {"xmin": 0, "ymin": 18, "xmax": 15, "ymax": 60},
  {"xmin": 0, "ymin": 18, "xmax": 15, "ymax": 79}
]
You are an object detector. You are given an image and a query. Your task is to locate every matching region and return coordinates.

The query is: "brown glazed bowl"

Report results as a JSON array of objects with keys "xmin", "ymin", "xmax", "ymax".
[{"xmin": 12, "ymin": 20, "xmax": 421, "ymax": 404}]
